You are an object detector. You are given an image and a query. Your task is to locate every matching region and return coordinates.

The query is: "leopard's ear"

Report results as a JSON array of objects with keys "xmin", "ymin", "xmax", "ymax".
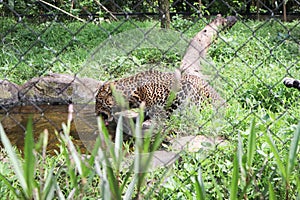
[
  {"xmin": 100, "ymin": 83, "xmax": 112, "ymax": 93},
  {"xmin": 97, "ymin": 83, "xmax": 111, "ymax": 96},
  {"xmin": 106, "ymin": 84, "xmax": 111, "ymax": 92}
]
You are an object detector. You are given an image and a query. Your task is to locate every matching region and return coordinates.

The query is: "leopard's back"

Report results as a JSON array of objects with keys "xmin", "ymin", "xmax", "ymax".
[{"xmin": 95, "ymin": 70, "xmax": 220, "ymax": 121}]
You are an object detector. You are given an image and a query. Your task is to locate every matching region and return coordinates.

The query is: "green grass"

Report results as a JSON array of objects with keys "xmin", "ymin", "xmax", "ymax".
[
  {"xmin": 0, "ymin": 18, "xmax": 158, "ymax": 83},
  {"xmin": 0, "ymin": 16, "xmax": 299, "ymax": 199}
]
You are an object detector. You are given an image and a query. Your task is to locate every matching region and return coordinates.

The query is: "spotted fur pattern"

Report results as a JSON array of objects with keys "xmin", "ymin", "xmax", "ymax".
[{"xmin": 95, "ymin": 70, "xmax": 220, "ymax": 122}]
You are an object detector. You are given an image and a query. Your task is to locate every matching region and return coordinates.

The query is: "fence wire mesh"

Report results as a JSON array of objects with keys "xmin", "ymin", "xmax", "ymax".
[{"xmin": 0, "ymin": 0, "xmax": 300, "ymax": 199}]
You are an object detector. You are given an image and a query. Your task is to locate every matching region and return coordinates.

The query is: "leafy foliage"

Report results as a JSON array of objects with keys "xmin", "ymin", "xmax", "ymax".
[{"xmin": 2, "ymin": 0, "xmax": 299, "ymax": 19}]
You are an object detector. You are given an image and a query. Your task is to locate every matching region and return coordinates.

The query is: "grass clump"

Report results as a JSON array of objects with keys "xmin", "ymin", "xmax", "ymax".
[
  {"xmin": 0, "ymin": 104, "xmax": 164, "ymax": 199},
  {"xmin": 0, "ymin": 18, "xmax": 157, "ymax": 84}
]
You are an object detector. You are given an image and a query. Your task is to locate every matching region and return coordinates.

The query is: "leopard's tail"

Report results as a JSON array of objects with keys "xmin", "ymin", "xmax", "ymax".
[{"xmin": 283, "ymin": 77, "xmax": 300, "ymax": 91}]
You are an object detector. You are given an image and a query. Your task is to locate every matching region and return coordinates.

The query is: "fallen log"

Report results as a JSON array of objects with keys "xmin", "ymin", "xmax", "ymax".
[
  {"xmin": 180, "ymin": 14, "xmax": 237, "ymax": 76},
  {"xmin": 180, "ymin": 14, "xmax": 237, "ymax": 107}
]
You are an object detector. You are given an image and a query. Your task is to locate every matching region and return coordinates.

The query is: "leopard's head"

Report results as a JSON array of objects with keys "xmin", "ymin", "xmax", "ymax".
[{"xmin": 95, "ymin": 83, "xmax": 115, "ymax": 123}]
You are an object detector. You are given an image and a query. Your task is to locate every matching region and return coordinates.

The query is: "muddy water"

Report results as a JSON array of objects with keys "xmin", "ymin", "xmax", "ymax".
[{"xmin": 0, "ymin": 104, "xmax": 102, "ymax": 154}]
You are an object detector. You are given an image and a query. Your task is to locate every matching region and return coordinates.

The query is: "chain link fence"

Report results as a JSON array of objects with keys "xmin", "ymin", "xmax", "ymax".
[{"xmin": 0, "ymin": 0, "xmax": 300, "ymax": 199}]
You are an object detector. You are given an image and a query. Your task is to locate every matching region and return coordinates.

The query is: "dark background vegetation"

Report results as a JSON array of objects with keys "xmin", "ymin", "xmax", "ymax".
[{"xmin": 1, "ymin": 0, "xmax": 300, "ymax": 20}]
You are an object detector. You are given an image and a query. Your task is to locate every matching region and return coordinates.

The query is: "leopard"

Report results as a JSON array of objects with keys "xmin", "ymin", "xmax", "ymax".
[{"xmin": 95, "ymin": 70, "xmax": 223, "ymax": 124}]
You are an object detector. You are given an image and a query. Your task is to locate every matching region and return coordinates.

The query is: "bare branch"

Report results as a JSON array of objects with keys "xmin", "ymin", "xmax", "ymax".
[
  {"xmin": 38, "ymin": 0, "xmax": 86, "ymax": 22},
  {"xmin": 94, "ymin": 0, "xmax": 118, "ymax": 21}
]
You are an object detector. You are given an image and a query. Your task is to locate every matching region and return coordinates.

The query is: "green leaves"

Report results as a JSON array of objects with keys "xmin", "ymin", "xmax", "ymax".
[
  {"xmin": 268, "ymin": 180, "xmax": 277, "ymax": 200},
  {"xmin": 23, "ymin": 117, "xmax": 35, "ymax": 198},
  {"xmin": 0, "ymin": 122, "xmax": 28, "ymax": 198},
  {"xmin": 93, "ymin": 102, "xmax": 162, "ymax": 200},
  {"xmin": 286, "ymin": 122, "xmax": 300, "ymax": 180},
  {"xmin": 264, "ymin": 132, "xmax": 287, "ymax": 180},
  {"xmin": 246, "ymin": 118, "xmax": 256, "ymax": 168},
  {"xmin": 194, "ymin": 168, "xmax": 206, "ymax": 200},
  {"xmin": 229, "ymin": 151, "xmax": 239, "ymax": 200},
  {"xmin": 264, "ymin": 122, "xmax": 300, "ymax": 198},
  {"xmin": 0, "ymin": 118, "xmax": 57, "ymax": 199}
]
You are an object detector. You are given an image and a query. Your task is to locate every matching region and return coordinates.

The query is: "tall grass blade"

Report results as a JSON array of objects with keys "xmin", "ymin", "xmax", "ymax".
[
  {"xmin": 210, "ymin": 172, "xmax": 222, "ymax": 200},
  {"xmin": 124, "ymin": 175, "xmax": 137, "ymax": 200},
  {"xmin": 0, "ymin": 123, "xmax": 27, "ymax": 194},
  {"xmin": 88, "ymin": 136, "xmax": 101, "ymax": 167},
  {"xmin": 67, "ymin": 188, "xmax": 76, "ymax": 199},
  {"xmin": 194, "ymin": 168, "xmax": 206, "ymax": 200},
  {"xmin": 286, "ymin": 122, "xmax": 300, "ymax": 179},
  {"xmin": 247, "ymin": 118, "xmax": 256, "ymax": 168},
  {"xmin": 134, "ymin": 113, "xmax": 144, "ymax": 192},
  {"xmin": 59, "ymin": 131, "xmax": 76, "ymax": 188},
  {"xmin": 96, "ymin": 117, "xmax": 121, "ymax": 200},
  {"xmin": 151, "ymin": 128, "xmax": 164, "ymax": 152},
  {"xmin": 95, "ymin": 161, "xmax": 110, "ymax": 200},
  {"xmin": 264, "ymin": 132, "xmax": 287, "ymax": 180},
  {"xmin": 23, "ymin": 117, "xmax": 35, "ymax": 198},
  {"xmin": 0, "ymin": 173, "xmax": 21, "ymax": 198},
  {"xmin": 143, "ymin": 127, "xmax": 154, "ymax": 152},
  {"xmin": 166, "ymin": 90, "xmax": 177, "ymax": 109},
  {"xmin": 105, "ymin": 166, "xmax": 121, "ymax": 200},
  {"xmin": 268, "ymin": 181, "xmax": 276, "ymax": 200},
  {"xmin": 98, "ymin": 117, "xmax": 117, "ymax": 165},
  {"xmin": 120, "ymin": 165, "xmax": 134, "ymax": 193},
  {"xmin": 237, "ymin": 133, "xmax": 246, "ymax": 182},
  {"xmin": 297, "ymin": 176, "xmax": 300, "ymax": 200},
  {"xmin": 230, "ymin": 152, "xmax": 239, "ymax": 200},
  {"xmin": 115, "ymin": 115, "xmax": 123, "ymax": 170},
  {"xmin": 61, "ymin": 130, "xmax": 83, "ymax": 175},
  {"xmin": 42, "ymin": 168, "xmax": 56, "ymax": 200}
]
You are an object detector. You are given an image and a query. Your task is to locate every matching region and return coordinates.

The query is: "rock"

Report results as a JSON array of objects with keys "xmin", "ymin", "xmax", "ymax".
[
  {"xmin": 72, "ymin": 76, "xmax": 104, "ymax": 104},
  {"xmin": 112, "ymin": 110, "xmax": 156, "ymax": 137},
  {"xmin": 19, "ymin": 74, "xmax": 73, "ymax": 105},
  {"xmin": 170, "ymin": 135, "xmax": 227, "ymax": 152},
  {"xmin": 0, "ymin": 80, "xmax": 20, "ymax": 107},
  {"xmin": 121, "ymin": 150, "xmax": 179, "ymax": 172},
  {"xmin": 18, "ymin": 73, "xmax": 102, "ymax": 105},
  {"xmin": 151, "ymin": 150, "xmax": 179, "ymax": 169}
]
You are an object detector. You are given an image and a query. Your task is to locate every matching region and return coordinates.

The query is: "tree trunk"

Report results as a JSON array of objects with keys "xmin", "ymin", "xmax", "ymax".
[
  {"xmin": 71, "ymin": 0, "xmax": 76, "ymax": 9},
  {"xmin": 158, "ymin": 0, "xmax": 170, "ymax": 29},
  {"xmin": 245, "ymin": 0, "xmax": 251, "ymax": 15},
  {"xmin": 180, "ymin": 14, "xmax": 234, "ymax": 76},
  {"xmin": 283, "ymin": 0, "xmax": 287, "ymax": 22},
  {"xmin": 256, "ymin": 0, "xmax": 260, "ymax": 20},
  {"xmin": 198, "ymin": 0, "xmax": 202, "ymax": 17}
]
